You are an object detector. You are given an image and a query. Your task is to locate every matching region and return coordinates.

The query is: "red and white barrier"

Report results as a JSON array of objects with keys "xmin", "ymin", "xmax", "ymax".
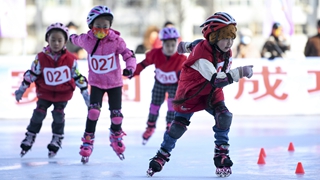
[{"xmin": 1, "ymin": 55, "xmax": 319, "ymax": 119}]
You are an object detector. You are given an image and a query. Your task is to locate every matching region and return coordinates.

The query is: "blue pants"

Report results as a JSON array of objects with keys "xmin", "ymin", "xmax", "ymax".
[{"xmin": 161, "ymin": 108, "xmax": 230, "ymax": 152}]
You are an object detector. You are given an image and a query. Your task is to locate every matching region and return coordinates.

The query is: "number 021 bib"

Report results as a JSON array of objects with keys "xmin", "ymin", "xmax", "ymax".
[
  {"xmin": 43, "ymin": 65, "xmax": 71, "ymax": 86},
  {"xmin": 89, "ymin": 54, "xmax": 117, "ymax": 74}
]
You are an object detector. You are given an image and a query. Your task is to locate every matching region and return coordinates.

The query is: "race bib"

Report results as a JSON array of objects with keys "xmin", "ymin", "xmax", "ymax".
[
  {"xmin": 43, "ymin": 66, "xmax": 71, "ymax": 86},
  {"xmin": 155, "ymin": 69, "xmax": 178, "ymax": 84},
  {"xmin": 89, "ymin": 54, "xmax": 117, "ymax": 74}
]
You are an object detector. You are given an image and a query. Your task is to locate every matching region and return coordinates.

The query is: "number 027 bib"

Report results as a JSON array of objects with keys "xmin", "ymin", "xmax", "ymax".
[{"xmin": 89, "ymin": 54, "xmax": 117, "ymax": 74}]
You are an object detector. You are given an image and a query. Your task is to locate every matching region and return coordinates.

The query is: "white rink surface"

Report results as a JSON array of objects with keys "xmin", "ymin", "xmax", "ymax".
[{"xmin": 1, "ymin": 113, "xmax": 320, "ymax": 180}]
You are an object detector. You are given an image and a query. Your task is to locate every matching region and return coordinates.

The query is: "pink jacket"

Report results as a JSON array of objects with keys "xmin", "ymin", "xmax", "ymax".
[{"xmin": 70, "ymin": 29, "xmax": 136, "ymax": 89}]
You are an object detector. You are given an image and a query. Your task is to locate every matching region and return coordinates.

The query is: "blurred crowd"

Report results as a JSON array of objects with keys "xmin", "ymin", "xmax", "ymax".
[{"xmin": 133, "ymin": 20, "xmax": 320, "ymax": 60}]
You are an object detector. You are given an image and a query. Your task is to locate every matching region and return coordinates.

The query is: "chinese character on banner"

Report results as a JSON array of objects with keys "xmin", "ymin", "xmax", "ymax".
[
  {"xmin": 235, "ymin": 66, "xmax": 288, "ymax": 100},
  {"xmin": 11, "ymin": 71, "xmax": 37, "ymax": 104},
  {"xmin": 308, "ymin": 71, "xmax": 320, "ymax": 93}
]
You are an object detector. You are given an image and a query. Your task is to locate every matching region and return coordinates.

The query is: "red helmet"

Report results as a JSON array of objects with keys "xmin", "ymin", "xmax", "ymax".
[{"xmin": 200, "ymin": 12, "xmax": 236, "ymax": 39}]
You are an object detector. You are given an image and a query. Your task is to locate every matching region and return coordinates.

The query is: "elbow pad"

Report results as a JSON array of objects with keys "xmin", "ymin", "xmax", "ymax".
[
  {"xmin": 210, "ymin": 73, "xmax": 233, "ymax": 88},
  {"xmin": 23, "ymin": 70, "xmax": 39, "ymax": 85}
]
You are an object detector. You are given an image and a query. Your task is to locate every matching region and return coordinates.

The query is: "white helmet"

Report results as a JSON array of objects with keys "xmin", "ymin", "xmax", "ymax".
[{"xmin": 87, "ymin": 6, "xmax": 113, "ymax": 29}]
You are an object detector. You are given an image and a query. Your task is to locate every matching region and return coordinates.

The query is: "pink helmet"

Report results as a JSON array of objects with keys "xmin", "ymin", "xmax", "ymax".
[
  {"xmin": 87, "ymin": 5, "xmax": 113, "ymax": 28},
  {"xmin": 159, "ymin": 27, "xmax": 180, "ymax": 40},
  {"xmin": 200, "ymin": 12, "xmax": 236, "ymax": 39},
  {"xmin": 45, "ymin": 22, "xmax": 69, "ymax": 42}
]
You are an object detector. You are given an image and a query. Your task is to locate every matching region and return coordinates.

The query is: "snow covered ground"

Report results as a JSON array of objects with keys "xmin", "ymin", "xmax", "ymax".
[{"xmin": 1, "ymin": 113, "xmax": 320, "ymax": 180}]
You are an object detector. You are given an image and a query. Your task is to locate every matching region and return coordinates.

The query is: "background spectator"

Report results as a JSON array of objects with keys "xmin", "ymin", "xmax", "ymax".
[
  {"xmin": 261, "ymin": 22, "xmax": 291, "ymax": 60},
  {"xmin": 135, "ymin": 26, "xmax": 160, "ymax": 53},
  {"xmin": 304, "ymin": 20, "xmax": 320, "ymax": 57},
  {"xmin": 66, "ymin": 22, "xmax": 86, "ymax": 59},
  {"xmin": 233, "ymin": 28, "xmax": 261, "ymax": 58}
]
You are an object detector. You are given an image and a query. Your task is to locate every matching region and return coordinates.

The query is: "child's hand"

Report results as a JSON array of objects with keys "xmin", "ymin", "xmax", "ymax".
[
  {"xmin": 14, "ymin": 82, "xmax": 29, "ymax": 102},
  {"xmin": 177, "ymin": 42, "xmax": 191, "ymax": 54},
  {"xmin": 123, "ymin": 69, "xmax": 133, "ymax": 79},
  {"xmin": 15, "ymin": 89, "xmax": 25, "ymax": 102},
  {"xmin": 238, "ymin": 65, "xmax": 253, "ymax": 78}
]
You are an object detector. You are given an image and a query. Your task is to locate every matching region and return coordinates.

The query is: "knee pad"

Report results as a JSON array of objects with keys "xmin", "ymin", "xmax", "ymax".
[
  {"xmin": 167, "ymin": 98, "xmax": 174, "ymax": 111},
  {"xmin": 31, "ymin": 108, "xmax": 47, "ymax": 124},
  {"xmin": 150, "ymin": 104, "xmax": 160, "ymax": 115},
  {"xmin": 214, "ymin": 103, "xmax": 233, "ymax": 130},
  {"xmin": 110, "ymin": 109, "xmax": 123, "ymax": 125},
  {"xmin": 88, "ymin": 103, "xmax": 101, "ymax": 121},
  {"xmin": 168, "ymin": 116, "xmax": 190, "ymax": 139},
  {"xmin": 52, "ymin": 109, "xmax": 65, "ymax": 124}
]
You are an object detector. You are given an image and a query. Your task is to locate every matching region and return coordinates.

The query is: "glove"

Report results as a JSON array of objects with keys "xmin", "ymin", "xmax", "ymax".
[
  {"xmin": 177, "ymin": 39, "xmax": 203, "ymax": 54},
  {"xmin": 177, "ymin": 41, "xmax": 191, "ymax": 54},
  {"xmin": 123, "ymin": 69, "xmax": 133, "ymax": 78},
  {"xmin": 81, "ymin": 89, "xmax": 90, "ymax": 107},
  {"xmin": 15, "ymin": 88, "xmax": 26, "ymax": 102},
  {"xmin": 15, "ymin": 82, "xmax": 29, "ymax": 102},
  {"xmin": 238, "ymin": 65, "xmax": 254, "ymax": 78}
]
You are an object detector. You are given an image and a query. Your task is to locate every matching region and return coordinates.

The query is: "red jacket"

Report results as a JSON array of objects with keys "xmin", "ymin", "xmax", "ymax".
[
  {"xmin": 134, "ymin": 48, "xmax": 187, "ymax": 85},
  {"xmin": 36, "ymin": 51, "xmax": 76, "ymax": 102},
  {"xmin": 174, "ymin": 40, "xmax": 232, "ymax": 113}
]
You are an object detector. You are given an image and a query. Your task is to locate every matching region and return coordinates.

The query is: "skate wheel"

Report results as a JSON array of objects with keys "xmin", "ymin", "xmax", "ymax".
[
  {"xmin": 117, "ymin": 153, "xmax": 125, "ymax": 160},
  {"xmin": 215, "ymin": 167, "xmax": 232, "ymax": 177},
  {"xmin": 81, "ymin": 156, "xmax": 89, "ymax": 164},
  {"xmin": 48, "ymin": 151, "xmax": 57, "ymax": 158},
  {"xmin": 146, "ymin": 168, "xmax": 155, "ymax": 177},
  {"xmin": 20, "ymin": 150, "xmax": 27, "ymax": 157},
  {"xmin": 142, "ymin": 139, "xmax": 148, "ymax": 145}
]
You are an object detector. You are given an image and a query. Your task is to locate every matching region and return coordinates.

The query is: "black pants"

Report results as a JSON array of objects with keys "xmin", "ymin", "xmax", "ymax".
[
  {"xmin": 85, "ymin": 86, "xmax": 122, "ymax": 133},
  {"xmin": 27, "ymin": 98, "xmax": 67, "ymax": 134}
]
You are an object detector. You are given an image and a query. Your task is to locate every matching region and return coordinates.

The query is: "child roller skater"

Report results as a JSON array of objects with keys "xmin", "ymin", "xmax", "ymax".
[
  {"xmin": 15, "ymin": 22, "xmax": 89, "ymax": 158},
  {"xmin": 132, "ymin": 27, "xmax": 187, "ymax": 145},
  {"xmin": 146, "ymin": 12, "xmax": 254, "ymax": 177},
  {"xmin": 69, "ymin": 5, "xmax": 136, "ymax": 163}
]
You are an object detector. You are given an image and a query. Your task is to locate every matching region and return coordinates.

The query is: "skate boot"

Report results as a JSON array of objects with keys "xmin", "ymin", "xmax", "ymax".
[
  {"xmin": 109, "ymin": 129, "xmax": 127, "ymax": 160},
  {"xmin": 142, "ymin": 121, "xmax": 156, "ymax": 145},
  {"xmin": 213, "ymin": 144, "xmax": 233, "ymax": 177},
  {"xmin": 20, "ymin": 131, "xmax": 36, "ymax": 157},
  {"xmin": 79, "ymin": 132, "xmax": 94, "ymax": 164},
  {"xmin": 47, "ymin": 133, "xmax": 64, "ymax": 158},
  {"xmin": 147, "ymin": 148, "xmax": 170, "ymax": 177}
]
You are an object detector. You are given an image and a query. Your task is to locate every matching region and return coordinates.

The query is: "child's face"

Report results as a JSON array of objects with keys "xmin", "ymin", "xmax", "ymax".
[
  {"xmin": 48, "ymin": 31, "xmax": 66, "ymax": 53},
  {"xmin": 92, "ymin": 16, "xmax": 111, "ymax": 39},
  {"xmin": 92, "ymin": 16, "xmax": 111, "ymax": 29},
  {"xmin": 162, "ymin": 39, "xmax": 177, "ymax": 56},
  {"xmin": 217, "ymin": 38, "xmax": 234, "ymax": 52}
]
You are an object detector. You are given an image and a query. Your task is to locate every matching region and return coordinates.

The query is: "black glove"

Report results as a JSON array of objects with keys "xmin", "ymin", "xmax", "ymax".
[{"xmin": 123, "ymin": 69, "xmax": 133, "ymax": 78}]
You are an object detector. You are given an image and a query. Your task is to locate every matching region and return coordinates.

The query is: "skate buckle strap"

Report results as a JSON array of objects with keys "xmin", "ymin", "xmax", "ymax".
[
  {"xmin": 24, "ymin": 132, "xmax": 36, "ymax": 144},
  {"xmin": 157, "ymin": 149, "xmax": 170, "ymax": 162},
  {"xmin": 110, "ymin": 130, "xmax": 127, "ymax": 142}
]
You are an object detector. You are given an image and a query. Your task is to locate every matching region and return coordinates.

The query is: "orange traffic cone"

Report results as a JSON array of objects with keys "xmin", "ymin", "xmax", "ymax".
[
  {"xmin": 295, "ymin": 162, "xmax": 305, "ymax": 174},
  {"xmin": 288, "ymin": 142, "xmax": 295, "ymax": 151},
  {"xmin": 257, "ymin": 153, "xmax": 266, "ymax": 164},
  {"xmin": 259, "ymin": 148, "xmax": 266, "ymax": 157}
]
